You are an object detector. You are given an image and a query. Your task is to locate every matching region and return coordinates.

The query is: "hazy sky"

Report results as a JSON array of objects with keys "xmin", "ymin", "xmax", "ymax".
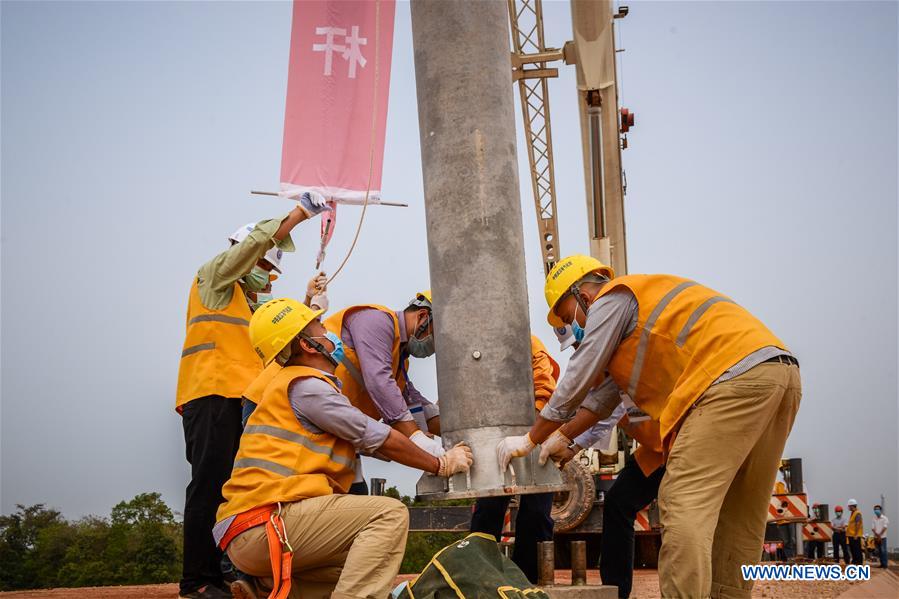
[{"xmin": 2, "ymin": 1, "xmax": 896, "ymax": 538}]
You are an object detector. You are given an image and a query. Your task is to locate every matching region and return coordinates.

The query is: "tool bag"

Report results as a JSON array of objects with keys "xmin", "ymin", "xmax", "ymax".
[{"xmin": 398, "ymin": 532, "xmax": 550, "ymax": 599}]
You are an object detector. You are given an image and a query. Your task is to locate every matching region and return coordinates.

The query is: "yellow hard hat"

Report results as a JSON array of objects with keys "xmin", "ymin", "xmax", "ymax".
[
  {"xmin": 249, "ymin": 298, "xmax": 324, "ymax": 366},
  {"xmin": 410, "ymin": 290, "xmax": 432, "ymax": 309},
  {"xmin": 544, "ymin": 255, "xmax": 615, "ymax": 327}
]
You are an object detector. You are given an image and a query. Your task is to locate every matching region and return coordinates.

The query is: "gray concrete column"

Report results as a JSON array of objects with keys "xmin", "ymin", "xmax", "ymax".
[{"xmin": 411, "ymin": 0, "xmax": 562, "ymax": 498}]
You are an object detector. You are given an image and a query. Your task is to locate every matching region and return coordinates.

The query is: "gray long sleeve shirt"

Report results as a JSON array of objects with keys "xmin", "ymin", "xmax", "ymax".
[
  {"xmin": 540, "ymin": 284, "xmax": 792, "ymax": 423},
  {"xmin": 287, "ymin": 372, "xmax": 392, "ymax": 455},
  {"xmin": 340, "ymin": 308, "xmax": 437, "ymax": 424}
]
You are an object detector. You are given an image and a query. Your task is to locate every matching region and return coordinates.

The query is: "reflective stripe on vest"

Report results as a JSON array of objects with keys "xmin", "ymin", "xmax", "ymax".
[
  {"xmin": 596, "ymin": 274, "xmax": 787, "ymax": 449},
  {"xmin": 176, "ymin": 279, "xmax": 262, "ymax": 410},
  {"xmin": 188, "ymin": 314, "xmax": 250, "ymax": 326},
  {"xmin": 244, "ymin": 424, "xmax": 356, "ymax": 469},
  {"xmin": 216, "ymin": 366, "xmax": 357, "ymax": 522},
  {"xmin": 626, "ymin": 280, "xmax": 697, "ymax": 398},
  {"xmin": 181, "ymin": 342, "xmax": 216, "ymax": 358}
]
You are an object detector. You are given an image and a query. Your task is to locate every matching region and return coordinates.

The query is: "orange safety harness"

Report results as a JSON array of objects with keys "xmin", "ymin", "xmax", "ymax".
[{"xmin": 219, "ymin": 503, "xmax": 294, "ymax": 599}]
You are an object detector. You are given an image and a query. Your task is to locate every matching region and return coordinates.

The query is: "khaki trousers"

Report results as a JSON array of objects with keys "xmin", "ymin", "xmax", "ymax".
[
  {"xmin": 658, "ymin": 362, "xmax": 801, "ymax": 599},
  {"xmin": 227, "ymin": 494, "xmax": 409, "ymax": 599}
]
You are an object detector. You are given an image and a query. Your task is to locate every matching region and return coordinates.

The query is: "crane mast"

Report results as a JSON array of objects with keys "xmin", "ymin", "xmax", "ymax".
[{"xmin": 509, "ymin": 0, "xmax": 633, "ymax": 276}]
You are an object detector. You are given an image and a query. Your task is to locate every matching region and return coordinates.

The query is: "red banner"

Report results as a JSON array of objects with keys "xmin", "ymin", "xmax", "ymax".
[{"xmin": 280, "ymin": 0, "xmax": 395, "ymax": 204}]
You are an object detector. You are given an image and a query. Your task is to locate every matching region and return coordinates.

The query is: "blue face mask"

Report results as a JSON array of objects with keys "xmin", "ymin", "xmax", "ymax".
[
  {"xmin": 324, "ymin": 331, "xmax": 345, "ymax": 365},
  {"xmin": 874, "ymin": 509, "xmax": 882, "ymax": 517},
  {"xmin": 571, "ymin": 303, "xmax": 586, "ymax": 343}
]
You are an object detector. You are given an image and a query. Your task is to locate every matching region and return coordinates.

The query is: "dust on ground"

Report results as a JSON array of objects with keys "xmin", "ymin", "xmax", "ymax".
[{"xmin": 1, "ymin": 566, "xmax": 894, "ymax": 598}]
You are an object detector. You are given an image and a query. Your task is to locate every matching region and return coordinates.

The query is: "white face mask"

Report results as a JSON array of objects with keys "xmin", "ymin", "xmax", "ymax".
[{"xmin": 247, "ymin": 291, "xmax": 273, "ymax": 312}]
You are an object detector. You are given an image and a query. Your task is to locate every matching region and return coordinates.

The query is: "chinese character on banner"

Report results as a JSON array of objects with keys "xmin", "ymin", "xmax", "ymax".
[{"xmin": 280, "ymin": 0, "xmax": 396, "ymax": 205}]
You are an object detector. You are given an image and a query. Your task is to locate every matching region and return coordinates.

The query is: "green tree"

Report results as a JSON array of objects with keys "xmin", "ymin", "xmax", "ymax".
[{"xmin": 0, "ymin": 504, "xmax": 71, "ymax": 591}]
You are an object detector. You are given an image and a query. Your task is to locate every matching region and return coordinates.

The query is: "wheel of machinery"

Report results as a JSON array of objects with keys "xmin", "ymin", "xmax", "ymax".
[{"xmin": 551, "ymin": 458, "xmax": 596, "ymax": 532}]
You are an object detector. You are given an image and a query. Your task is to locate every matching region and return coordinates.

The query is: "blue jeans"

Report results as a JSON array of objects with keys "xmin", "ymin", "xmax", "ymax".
[
  {"xmin": 877, "ymin": 537, "xmax": 888, "ymax": 567},
  {"xmin": 241, "ymin": 399, "xmax": 257, "ymax": 427}
]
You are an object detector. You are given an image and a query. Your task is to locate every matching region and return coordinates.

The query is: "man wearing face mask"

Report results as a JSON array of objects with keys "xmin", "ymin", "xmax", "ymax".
[
  {"xmin": 215, "ymin": 298, "xmax": 472, "ymax": 599},
  {"xmin": 175, "ymin": 193, "xmax": 329, "ymax": 599},
  {"xmin": 499, "ymin": 254, "xmax": 801, "ymax": 599},
  {"xmin": 871, "ymin": 504, "xmax": 889, "ymax": 568},
  {"xmin": 323, "ymin": 291, "xmax": 442, "ymax": 478}
]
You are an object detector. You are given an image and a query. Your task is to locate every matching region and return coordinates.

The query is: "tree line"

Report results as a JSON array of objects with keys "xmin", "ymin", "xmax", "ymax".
[{"xmin": 0, "ymin": 490, "xmax": 470, "ymax": 591}]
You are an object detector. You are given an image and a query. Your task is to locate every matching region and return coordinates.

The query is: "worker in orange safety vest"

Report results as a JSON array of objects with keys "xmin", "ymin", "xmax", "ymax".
[
  {"xmin": 216, "ymin": 298, "xmax": 472, "ymax": 599},
  {"xmin": 499, "ymin": 254, "xmax": 801, "ymax": 599},
  {"xmin": 175, "ymin": 195, "xmax": 329, "ymax": 599}
]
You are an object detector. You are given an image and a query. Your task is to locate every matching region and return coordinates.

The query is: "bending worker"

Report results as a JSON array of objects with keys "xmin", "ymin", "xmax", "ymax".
[
  {"xmin": 215, "ymin": 298, "xmax": 473, "ymax": 599},
  {"xmin": 470, "ymin": 335, "xmax": 560, "ymax": 583},
  {"xmin": 324, "ymin": 292, "xmax": 443, "ymax": 458},
  {"xmin": 175, "ymin": 195, "xmax": 328, "ymax": 599},
  {"xmin": 499, "ymin": 254, "xmax": 801, "ymax": 599}
]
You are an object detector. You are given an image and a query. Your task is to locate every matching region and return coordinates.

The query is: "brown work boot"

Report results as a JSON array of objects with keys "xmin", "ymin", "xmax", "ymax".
[{"xmin": 230, "ymin": 578, "xmax": 259, "ymax": 599}]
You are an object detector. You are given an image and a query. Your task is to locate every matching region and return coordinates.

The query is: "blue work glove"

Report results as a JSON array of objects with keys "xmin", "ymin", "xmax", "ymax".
[{"xmin": 299, "ymin": 191, "xmax": 332, "ymax": 217}]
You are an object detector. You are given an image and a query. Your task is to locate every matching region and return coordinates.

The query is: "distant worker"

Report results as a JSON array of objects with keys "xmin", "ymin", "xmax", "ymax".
[
  {"xmin": 215, "ymin": 299, "xmax": 473, "ymax": 599},
  {"xmin": 831, "ymin": 505, "xmax": 849, "ymax": 564},
  {"xmin": 871, "ymin": 504, "xmax": 889, "ymax": 568},
  {"xmin": 499, "ymin": 255, "xmax": 801, "ymax": 599},
  {"xmin": 175, "ymin": 195, "xmax": 328, "ymax": 599},
  {"xmin": 846, "ymin": 499, "xmax": 864, "ymax": 564},
  {"xmin": 323, "ymin": 292, "xmax": 442, "ymax": 491},
  {"xmin": 470, "ymin": 335, "xmax": 560, "ymax": 583}
]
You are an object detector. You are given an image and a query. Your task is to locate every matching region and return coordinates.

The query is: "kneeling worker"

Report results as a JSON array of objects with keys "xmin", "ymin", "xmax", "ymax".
[
  {"xmin": 499, "ymin": 255, "xmax": 801, "ymax": 599},
  {"xmin": 215, "ymin": 298, "xmax": 472, "ymax": 599}
]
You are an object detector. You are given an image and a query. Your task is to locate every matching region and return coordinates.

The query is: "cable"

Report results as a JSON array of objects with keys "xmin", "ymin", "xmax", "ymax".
[{"xmin": 324, "ymin": 0, "xmax": 382, "ymax": 286}]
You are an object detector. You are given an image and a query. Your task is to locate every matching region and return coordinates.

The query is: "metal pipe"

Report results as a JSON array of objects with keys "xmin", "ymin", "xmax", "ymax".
[
  {"xmin": 571, "ymin": 540, "xmax": 587, "ymax": 585},
  {"xmin": 538, "ymin": 541, "xmax": 555, "ymax": 587},
  {"xmin": 588, "ymin": 105, "xmax": 606, "ymax": 240},
  {"xmin": 410, "ymin": 0, "xmax": 563, "ymax": 500},
  {"xmin": 370, "ymin": 478, "xmax": 386, "ymax": 496}
]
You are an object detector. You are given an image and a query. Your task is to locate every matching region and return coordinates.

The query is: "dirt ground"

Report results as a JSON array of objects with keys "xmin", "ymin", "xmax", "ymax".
[{"xmin": 2, "ymin": 567, "xmax": 895, "ymax": 599}]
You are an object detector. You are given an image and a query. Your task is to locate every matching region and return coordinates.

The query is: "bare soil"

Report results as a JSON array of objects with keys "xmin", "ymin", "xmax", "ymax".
[{"xmin": 1, "ymin": 567, "xmax": 892, "ymax": 598}]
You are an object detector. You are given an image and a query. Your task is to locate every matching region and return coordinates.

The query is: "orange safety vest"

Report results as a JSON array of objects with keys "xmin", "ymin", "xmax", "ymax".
[
  {"xmin": 324, "ymin": 305, "xmax": 408, "ymax": 420},
  {"xmin": 217, "ymin": 366, "xmax": 357, "ymax": 522},
  {"xmin": 530, "ymin": 336, "xmax": 560, "ymax": 411},
  {"xmin": 594, "ymin": 274, "xmax": 787, "ymax": 450},
  {"xmin": 176, "ymin": 279, "xmax": 262, "ymax": 411},
  {"xmin": 244, "ymin": 362, "xmax": 282, "ymax": 406}
]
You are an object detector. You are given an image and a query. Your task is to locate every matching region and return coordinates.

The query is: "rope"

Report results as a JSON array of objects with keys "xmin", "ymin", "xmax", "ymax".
[{"xmin": 324, "ymin": 0, "xmax": 382, "ymax": 286}]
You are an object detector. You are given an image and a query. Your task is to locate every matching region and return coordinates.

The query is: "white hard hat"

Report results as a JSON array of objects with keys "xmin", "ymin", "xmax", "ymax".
[
  {"xmin": 554, "ymin": 324, "xmax": 576, "ymax": 351},
  {"xmin": 229, "ymin": 222, "xmax": 283, "ymax": 273},
  {"xmin": 847, "ymin": 498, "xmax": 858, "ymax": 506}
]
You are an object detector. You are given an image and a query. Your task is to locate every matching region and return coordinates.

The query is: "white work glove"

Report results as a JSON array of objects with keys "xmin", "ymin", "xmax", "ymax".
[
  {"xmin": 438, "ymin": 442, "xmax": 473, "ymax": 477},
  {"xmin": 307, "ymin": 272, "xmax": 328, "ymax": 297},
  {"xmin": 496, "ymin": 434, "xmax": 535, "ymax": 471},
  {"xmin": 538, "ymin": 429, "xmax": 573, "ymax": 466},
  {"xmin": 307, "ymin": 272, "xmax": 329, "ymax": 310},
  {"xmin": 411, "ymin": 430, "xmax": 445, "ymax": 457},
  {"xmin": 298, "ymin": 191, "xmax": 331, "ymax": 217},
  {"xmin": 310, "ymin": 293, "xmax": 328, "ymax": 311}
]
